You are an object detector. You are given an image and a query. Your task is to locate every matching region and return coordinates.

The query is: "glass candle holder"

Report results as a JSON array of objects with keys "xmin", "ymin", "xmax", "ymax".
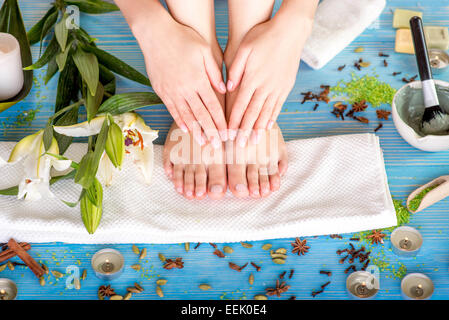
[
  {"xmin": 0, "ymin": 278, "xmax": 18, "ymax": 300},
  {"xmin": 91, "ymin": 248, "xmax": 124, "ymax": 280},
  {"xmin": 390, "ymin": 226, "xmax": 423, "ymax": 257},
  {"xmin": 401, "ymin": 273, "xmax": 434, "ymax": 300},
  {"xmin": 429, "ymin": 49, "xmax": 449, "ymax": 75},
  {"xmin": 346, "ymin": 271, "xmax": 379, "ymax": 300},
  {"xmin": 0, "ymin": 33, "xmax": 24, "ymax": 101}
]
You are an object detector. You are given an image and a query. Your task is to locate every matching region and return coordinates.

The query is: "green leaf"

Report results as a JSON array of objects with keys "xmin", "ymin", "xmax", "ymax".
[
  {"xmin": 73, "ymin": 47, "xmax": 99, "ymax": 96},
  {"xmin": 43, "ymin": 121, "xmax": 54, "ymax": 151},
  {"xmin": 27, "ymin": 5, "xmax": 57, "ymax": 45},
  {"xmin": 55, "ymin": 58, "xmax": 80, "ymax": 112},
  {"xmin": 23, "ymin": 36, "xmax": 59, "ymax": 70},
  {"xmin": 0, "ymin": 185, "xmax": 19, "ymax": 196},
  {"xmin": 65, "ymin": 0, "xmax": 119, "ymax": 14},
  {"xmin": 99, "ymin": 64, "xmax": 116, "ymax": 96},
  {"xmin": 84, "ymin": 45, "xmax": 150, "ymax": 86},
  {"xmin": 54, "ymin": 105, "xmax": 79, "ymax": 154},
  {"xmin": 44, "ymin": 56, "xmax": 58, "ymax": 84},
  {"xmin": 0, "ymin": 0, "xmax": 34, "ymax": 113},
  {"xmin": 80, "ymin": 178, "xmax": 103, "ymax": 234},
  {"xmin": 55, "ymin": 40, "xmax": 73, "ymax": 71},
  {"xmin": 86, "ymin": 82, "xmax": 104, "ymax": 121},
  {"xmin": 54, "ymin": 13, "xmax": 68, "ymax": 52},
  {"xmin": 98, "ymin": 92, "xmax": 162, "ymax": 115},
  {"xmin": 38, "ymin": 9, "xmax": 58, "ymax": 54}
]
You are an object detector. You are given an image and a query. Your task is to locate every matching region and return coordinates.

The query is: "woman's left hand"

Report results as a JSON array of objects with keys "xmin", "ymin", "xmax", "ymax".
[{"xmin": 226, "ymin": 1, "xmax": 316, "ymax": 146}]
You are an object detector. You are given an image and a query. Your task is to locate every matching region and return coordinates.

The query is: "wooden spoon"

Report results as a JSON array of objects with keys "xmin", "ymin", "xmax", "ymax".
[{"xmin": 407, "ymin": 175, "xmax": 449, "ymax": 213}]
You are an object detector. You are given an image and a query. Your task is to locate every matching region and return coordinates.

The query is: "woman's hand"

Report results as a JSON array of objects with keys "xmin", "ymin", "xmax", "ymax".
[
  {"xmin": 117, "ymin": 0, "xmax": 227, "ymax": 148},
  {"xmin": 226, "ymin": 0, "xmax": 317, "ymax": 146}
]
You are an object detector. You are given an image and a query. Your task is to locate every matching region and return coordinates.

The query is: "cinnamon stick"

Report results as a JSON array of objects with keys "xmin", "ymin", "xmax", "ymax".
[
  {"xmin": 7, "ymin": 239, "xmax": 44, "ymax": 278},
  {"xmin": 0, "ymin": 242, "xmax": 31, "ymax": 263}
]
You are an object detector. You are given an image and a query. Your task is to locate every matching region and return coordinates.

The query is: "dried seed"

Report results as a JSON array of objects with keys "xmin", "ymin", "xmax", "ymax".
[
  {"xmin": 0, "ymin": 264, "xmax": 6, "ymax": 272},
  {"xmin": 98, "ymin": 290, "xmax": 104, "ymax": 300},
  {"xmin": 74, "ymin": 278, "xmax": 81, "ymax": 290},
  {"xmin": 51, "ymin": 270, "xmax": 64, "ymax": 278},
  {"xmin": 270, "ymin": 253, "xmax": 287, "ymax": 259},
  {"xmin": 124, "ymin": 292, "xmax": 132, "ymax": 300},
  {"xmin": 213, "ymin": 249, "xmax": 225, "ymax": 258},
  {"xmin": 338, "ymin": 65, "xmax": 346, "ymax": 71},
  {"xmin": 156, "ymin": 279, "xmax": 167, "ymax": 286},
  {"xmin": 383, "ymin": 59, "xmax": 388, "ymax": 67},
  {"xmin": 240, "ymin": 242, "xmax": 253, "ymax": 248},
  {"xmin": 254, "ymin": 294, "xmax": 268, "ymax": 300},
  {"xmin": 110, "ymin": 295, "xmax": 123, "ymax": 300},
  {"xmin": 209, "ymin": 243, "xmax": 217, "ymax": 249},
  {"xmin": 262, "ymin": 244, "xmax": 272, "ymax": 251},
  {"xmin": 279, "ymin": 271, "xmax": 286, "ymax": 279},
  {"xmin": 39, "ymin": 276, "xmax": 46, "ymax": 286},
  {"xmin": 251, "ymin": 262, "xmax": 261, "ymax": 272},
  {"xmin": 273, "ymin": 258, "xmax": 286, "ymax": 265},
  {"xmin": 185, "ymin": 243, "xmax": 190, "ymax": 252},
  {"xmin": 223, "ymin": 246, "xmax": 233, "ymax": 254},
  {"xmin": 139, "ymin": 248, "xmax": 147, "ymax": 260},
  {"xmin": 275, "ymin": 248, "xmax": 287, "ymax": 254},
  {"xmin": 81, "ymin": 269, "xmax": 87, "ymax": 280},
  {"xmin": 134, "ymin": 282, "xmax": 144, "ymax": 292},
  {"xmin": 131, "ymin": 264, "xmax": 141, "ymax": 271},
  {"xmin": 199, "ymin": 284, "xmax": 212, "ymax": 291},
  {"xmin": 42, "ymin": 263, "xmax": 49, "ymax": 275},
  {"xmin": 132, "ymin": 244, "xmax": 140, "ymax": 255},
  {"xmin": 359, "ymin": 61, "xmax": 371, "ymax": 68},
  {"xmin": 127, "ymin": 287, "xmax": 141, "ymax": 293},
  {"xmin": 158, "ymin": 253, "xmax": 166, "ymax": 262},
  {"xmin": 288, "ymin": 269, "xmax": 295, "ymax": 279},
  {"xmin": 249, "ymin": 273, "xmax": 254, "ymax": 285},
  {"xmin": 374, "ymin": 123, "xmax": 383, "ymax": 132},
  {"xmin": 156, "ymin": 286, "xmax": 164, "ymax": 297},
  {"xmin": 7, "ymin": 261, "xmax": 14, "ymax": 271},
  {"xmin": 354, "ymin": 46, "xmax": 364, "ymax": 53}
]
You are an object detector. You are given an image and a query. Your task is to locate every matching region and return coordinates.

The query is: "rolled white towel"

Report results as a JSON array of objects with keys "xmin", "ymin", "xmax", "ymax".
[{"xmin": 301, "ymin": 0, "xmax": 386, "ymax": 70}]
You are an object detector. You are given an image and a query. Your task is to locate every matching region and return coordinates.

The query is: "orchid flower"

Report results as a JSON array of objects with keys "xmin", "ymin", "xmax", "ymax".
[
  {"xmin": 54, "ymin": 112, "xmax": 158, "ymax": 186},
  {"xmin": 5, "ymin": 130, "xmax": 72, "ymax": 200}
]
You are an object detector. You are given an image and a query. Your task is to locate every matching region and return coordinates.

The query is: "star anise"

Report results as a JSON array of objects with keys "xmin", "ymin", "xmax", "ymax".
[
  {"xmin": 98, "ymin": 285, "xmax": 116, "ymax": 297},
  {"xmin": 265, "ymin": 280, "xmax": 291, "ymax": 297},
  {"xmin": 352, "ymin": 100, "xmax": 368, "ymax": 112},
  {"xmin": 163, "ymin": 257, "xmax": 184, "ymax": 269},
  {"xmin": 366, "ymin": 230, "xmax": 386, "ymax": 244},
  {"xmin": 376, "ymin": 109, "xmax": 391, "ymax": 120},
  {"xmin": 291, "ymin": 237, "xmax": 310, "ymax": 256}
]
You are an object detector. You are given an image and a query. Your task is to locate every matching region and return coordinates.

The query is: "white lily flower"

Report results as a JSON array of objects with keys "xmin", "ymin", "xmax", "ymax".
[
  {"xmin": 54, "ymin": 112, "xmax": 158, "ymax": 185},
  {"xmin": 6, "ymin": 130, "xmax": 72, "ymax": 201},
  {"xmin": 0, "ymin": 156, "xmax": 6, "ymax": 167}
]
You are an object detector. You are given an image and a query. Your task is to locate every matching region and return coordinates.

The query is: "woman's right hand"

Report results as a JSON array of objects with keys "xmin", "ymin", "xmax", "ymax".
[{"xmin": 128, "ymin": 4, "xmax": 227, "ymax": 148}]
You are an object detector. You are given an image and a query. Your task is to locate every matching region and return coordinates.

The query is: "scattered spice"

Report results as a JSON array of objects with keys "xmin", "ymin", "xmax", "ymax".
[
  {"xmin": 265, "ymin": 280, "xmax": 290, "ymax": 297},
  {"xmin": 229, "ymin": 262, "xmax": 248, "ymax": 272},
  {"xmin": 354, "ymin": 47, "xmax": 364, "ymax": 53},
  {"xmin": 329, "ymin": 234, "xmax": 343, "ymax": 239},
  {"xmin": 223, "ymin": 246, "xmax": 233, "ymax": 254},
  {"xmin": 131, "ymin": 264, "xmax": 141, "ymax": 271},
  {"xmin": 213, "ymin": 249, "xmax": 225, "ymax": 258},
  {"xmin": 156, "ymin": 279, "xmax": 167, "ymax": 286},
  {"xmin": 251, "ymin": 262, "xmax": 261, "ymax": 272},
  {"xmin": 158, "ymin": 253, "xmax": 166, "ymax": 262},
  {"xmin": 249, "ymin": 273, "xmax": 254, "ymax": 285},
  {"xmin": 288, "ymin": 269, "xmax": 295, "ymax": 279},
  {"xmin": 270, "ymin": 248, "xmax": 287, "ymax": 264},
  {"xmin": 338, "ymin": 65, "xmax": 346, "ymax": 71},
  {"xmin": 291, "ymin": 238, "xmax": 310, "ymax": 256},
  {"xmin": 359, "ymin": 61, "xmax": 371, "ymax": 68},
  {"xmin": 156, "ymin": 286, "xmax": 164, "ymax": 297},
  {"xmin": 81, "ymin": 269, "xmax": 87, "ymax": 280},
  {"xmin": 311, "ymin": 289, "xmax": 324, "ymax": 298},
  {"xmin": 321, "ymin": 281, "xmax": 331, "ymax": 289},
  {"xmin": 352, "ymin": 100, "xmax": 368, "ymax": 112},
  {"xmin": 320, "ymin": 271, "xmax": 332, "ymax": 276},
  {"xmin": 110, "ymin": 295, "xmax": 123, "ymax": 300},
  {"xmin": 383, "ymin": 59, "xmax": 388, "ymax": 67},
  {"xmin": 132, "ymin": 244, "xmax": 140, "ymax": 255},
  {"xmin": 139, "ymin": 248, "xmax": 147, "ymax": 260},
  {"xmin": 392, "ymin": 71, "xmax": 401, "ymax": 76},
  {"xmin": 374, "ymin": 123, "xmax": 383, "ymax": 132},
  {"xmin": 240, "ymin": 242, "xmax": 253, "ymax": 249},
  {"xmin": 124, "ymin": 292, "xmax": 132, "ymax": 300},
  {"xmin": 185, "ymin": 243, "xmax": 190, "ymax": 252},
  {"xmin": 254, "ymin": 294, "xmax": 268, "ymax": 300},
  {"xmin": 402, "ymin": 75, "xmax": 418, "ymax": 83},
  {"xmin": 301, "ymin": 85, "xmax": 330, "ymax": 104},
  {"xmin": 350, "ymin": 237, "xmax": 360, "ymax": 241},
  {"xmin": 355, "ymin": 116, "xmax": 369, "ymax": 124},
  {"xmin": 313, "ymin": 103, "xmax": 319, "ymax": 111},
  {"xmin": 279, "ymin": 271, "xmax": 286, "ymax": 279},
  {"xmin": 261, "ymin": 244, "xmax": 272, "ymax": 251},
  {"xmin": 194, "ymin": 243, "xmax": 201, "ymax": 249},
  {"xmin": 199, "ymin": 284, "xmax": 212, "ymax": 291},
  {"xmin": 379, "ymin": 52, "xmax": 389, "ymax": 57},
  {"xmin": 366, "ymin": 230, "xmax": 386, "ymax": 245},
  {"xmin": 376, "ymin": 109, "xmax": 391, "ymax": 120},
  {"xmin": 163, "ymin": 258, "xmax": 184, "ymax": 269},
  {"xmin": 409, "ymin": 184, "xmax": 441, "ymax": 212},
  {"xmin": 344, "ymin": 265, "xmax": 357, "ymax": 274},
  {"xmin": 209, "ymin": 243, "xmax": 217, "ymax": 249},
  {"xmin": 98, "ymin": 285, "xmax": 116, "ymax": 298}
]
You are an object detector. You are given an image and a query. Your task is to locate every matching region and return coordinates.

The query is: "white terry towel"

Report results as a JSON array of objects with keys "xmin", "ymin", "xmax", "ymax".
[
  {"xmin": 301, "ymin": 0, "xmax": 386, "ymax": 70},
  {"xmin": 0, "ymin": 133, "xmax": 396, "ymax": 244}
]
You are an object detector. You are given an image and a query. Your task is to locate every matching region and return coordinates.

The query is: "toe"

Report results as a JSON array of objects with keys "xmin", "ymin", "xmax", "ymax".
[
  {"xmin": 207, "ymin": 164, "xmax": 226, "ymax": 200},
  {"xmin": 163, "ymin": 150, "xmax": 173, "ymax": 180},
  {"xmin": 228, "ymin": 164, "xmax": 249, "ymax": 198},
  {"xmin": 184, "ymin": 165, "xmax": 195, "ymax": 199},
  {"xmin": 173, "ymin": 164, "xmax": 184, "ymax": 194},
  {"xmin": 194, "ymin": 164, "xmax": 207, "ymax": 199},
  {"xmin": 268, "ymin": 164, "xmax": 281, "ymax": 191},
  {"xmin": 247, "ymin": 164, "xmax": 261, "ymax": 198},
  {"xmin": 259, "ymin": 167, "xmax": 271, "ymax": 197}
]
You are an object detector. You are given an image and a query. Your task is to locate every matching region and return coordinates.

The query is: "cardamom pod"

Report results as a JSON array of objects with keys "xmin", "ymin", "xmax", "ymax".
[
  {"xmin": 223, "ymin": 246, "xmax": 233, "ymax": 254},
  {"xmin": 272, "ymin": 258, "xmax": 286, "ymax": 265},
  {"xmin": 110, "ymin": 295, "xmax": 123, "ymax": 300},
  {"xmin": 249, "ymin": 273, "xmax": 254, "ymax": 285},
  {"xmin": 7, "ymin": 261, "xmax": 14, "ymax": 271},
  {"xmin": 354, "ymin": 46, "xmax": 364, "ymax": 53},
  {"xmin": 42, "ymin": 263, "xmax": 49, "ymax": 275},
  {"xmin": 39, "ymin": 276, "xmax": 46, "ymax": 286},
  {"xmin": 199, "ymin": 284, "xmax": 212, "ymax": 291},
  {"xmin": 81, "ymin": 269, "xmax": 87, "ymax": 280},
  {"xmin": 240, "ymin": 242, "xmax": 253, "ymax": 248},
  {"xmin": 51, "ymin": 270, "xmax": 64, "ymax": 278},
  {"xmin": 185, "ymin": 242, "xmax": 190, "ymax": 252},
  {"xmin": 134, "ymin": 283, "xmax": 144, "ymax": 292},
  {"xmin": 124, "ymin": 292, "xmax": 132, "ymax": 300},
  {"xmin": 132, "ymin": 244, "xmax": 140, "ymax": 255},
  {"xmin": 156, "ymin": 279, "xmax": 167, "ymax": 286},
  {"xmin": 254, "ymin": 294, "xmax": 268, "ymax": 300},
  {"xmin": 139, "ymin": 248, "xmax": 147, "ymax": 260},
  {"xmin": 156, "ymin": 286, "xmax": 164, "ymax": 297},
  {"xmin": 262, "ymin": 244, "xmax": 272, "ymax": 251},
  {"xmin": 131, "ymin": 264, "xmax": 141, "ymax": 271},
  {"xmin": 105, "ymin": 120, "xmax": 125, "ymax": 168},
  {"xmin": 127, "ymin": 287, "xmax": 140, "ymax": 293},
  {"xmin": 275, "ymin": 248, "xmax": 287, "ymax": 254},
  {"xmin": 359, "ymin": 61, "xmax": 371, "ymax": 68},
  {"xmin": 158, "ymin": 253, "xmax": 166, "ymax": 262},
  {"xmin": 0, "ymin": 264, "xmax": 6, "ymax": 272}
]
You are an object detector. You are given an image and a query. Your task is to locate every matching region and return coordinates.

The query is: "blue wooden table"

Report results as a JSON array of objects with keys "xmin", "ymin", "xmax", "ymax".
[{"xmin": 1, "ymin": 0, "xmax": 449, "ymax": 300}]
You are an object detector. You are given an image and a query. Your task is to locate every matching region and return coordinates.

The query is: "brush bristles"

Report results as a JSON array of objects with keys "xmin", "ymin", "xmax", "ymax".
[
  {"xmin": 422, "ymin": 105, "xmax": 446, "ymax": 124},
  {"xmin": 421, "ymin": 105, "xmax": 449, "ymax": 135}
]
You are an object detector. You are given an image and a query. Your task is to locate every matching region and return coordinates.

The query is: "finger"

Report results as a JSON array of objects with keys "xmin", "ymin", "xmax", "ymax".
[
  {"xmin": 227, "ymin": 45, "xmax": 251, "ymax": 92},
  {"xmin": 197, "ymin": 85, "xmax": 228, "ymax": 141},
  {"xmin": 175, "ymin": 98, "xmax": 205, "ymax": 146},
  {"xmin": 228, "ymin": 81, "xmax": 255, "ymax": 136},
  {"xmin": 163, "ymin": 96, "xmax": 188, "ymax": 133},
  {"xmin": 267, "ymin": 94, "xmax": 287, "ymax": 129},
  {"xmin": 186, "ymin": 93, "xmax": 221, "ymax": 149},
  {"xmin": 203, "ymin": 51, "xmax": 226, "ymax": 94},
  {"xmin": 254, "ymin": 94, "xmax": 277, "ymax": 131},
  {"xmin": 236, "ymin": 89, "xmax": 268, "ymax": 146}
]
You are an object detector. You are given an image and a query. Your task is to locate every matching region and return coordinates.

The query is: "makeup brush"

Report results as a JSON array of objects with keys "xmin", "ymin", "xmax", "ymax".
[{"xmin": 410, "ymin": 16, "xmax": 449, "ymax": 134}]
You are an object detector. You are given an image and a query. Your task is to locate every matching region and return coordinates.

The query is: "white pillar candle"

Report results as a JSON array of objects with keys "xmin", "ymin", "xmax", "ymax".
[{"xmin": 0, "ymin": 32, "xmax": 24, "ymax": 101}]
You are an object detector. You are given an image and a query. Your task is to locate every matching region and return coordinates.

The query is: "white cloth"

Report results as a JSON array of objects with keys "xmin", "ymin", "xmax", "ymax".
[
  {"xmin": 0, "ymin": 133, "xmax": 396, "ymax": 244},
  {"xmin": 301, "ymin": 0, "xmax": 386, "ymax": 70}
]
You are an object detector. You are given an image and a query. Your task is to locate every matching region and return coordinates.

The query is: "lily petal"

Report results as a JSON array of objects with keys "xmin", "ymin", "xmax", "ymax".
[
  {"xmin": 54, "ymin": 115, "xmax": 106, "ymax": 137},
  {"xmin": 0, "ymin": 156, "xmax": 6, "ymax": 168},
  {"xmin": 129, "ymin": 143, "xmax": 154, "ymax": 184},
  {"xmin": 97, "ymin": 153, "xmax": 114, "ymax": 186},
  {"xmin": 8, "ymin": 130, "xmax": 42, "ymax": 164},
  {"xmin": 18, "ymin": 179, "xmax": 54, "ymax": 201}
]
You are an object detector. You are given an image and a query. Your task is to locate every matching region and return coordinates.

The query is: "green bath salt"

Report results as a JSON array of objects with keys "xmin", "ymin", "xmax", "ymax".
[{"xmin": 408, "ymin": 184, "xmax": 441, "ymax": 212}]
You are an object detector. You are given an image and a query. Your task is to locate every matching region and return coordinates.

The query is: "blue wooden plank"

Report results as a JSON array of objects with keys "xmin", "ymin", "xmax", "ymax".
[{"xmin": 1, "ymin": 0, "xmax": 449, "ymax": 300}]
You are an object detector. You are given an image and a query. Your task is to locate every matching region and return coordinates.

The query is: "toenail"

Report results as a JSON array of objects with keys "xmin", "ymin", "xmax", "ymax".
[
  {"xmin": 176, "ymin": 187, "xmax": 183, "ymax": 193},
  {"xmin": 219, "ymin": 130, "xmax": 228, "ymax": 141},
  {"xmin": 252, "ymin": 189, "xmax": 260, "ymax": 196},
  {"xmin": 229, "ymin": 130, "xmax": 237, "ymax": 140},
  {"xmin": 262, "ymin": 188, "xmax": 270, "ymax": 194},
  {"xmin": 235, "ymin": 184, "xmax": 247, "ymax": 192},
  {"xmin": 211, "ymin": 137, "xmax": 221, "ymax": 149},
  {"xmin": 210, "ymin": 185, "xmax": 223, "ymax": 194},
  {"xmin": 196, "ymin": 190, "xmax": 205, "ymax": 197},
  {"xmin": 186, "ymin": 190, "xmax": 193, "ymax": 196},
  {"xmin": 237, "ymin": 135, "xmax": 247, "ymax": 148}
]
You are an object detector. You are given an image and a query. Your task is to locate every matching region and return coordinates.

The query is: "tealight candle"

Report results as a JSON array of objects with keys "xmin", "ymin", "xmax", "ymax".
[
  {"xmin": 429, "ymin": 49, "xmax": 449, "ymax": 75},
  {"xmin": 91, "ymin": 248, "xmax": 124, "ymax": 280},
  {"xmin": 390, "ymin": 226, "xmax": 423, "ymax": 257},
  {"xmin": 346, "ymin": 271, "xmax": 379, "ymax": 299},
  {"xmin": 0, "ymin": 278, "xmax": 18, "ymax": 300},
  {"xmin": 401, "ymin": 273, "xmax": 434, "ymax": 300},
  {"xmin": 0, "ymin": 33, "xmax": 23, "ymax": 101}
]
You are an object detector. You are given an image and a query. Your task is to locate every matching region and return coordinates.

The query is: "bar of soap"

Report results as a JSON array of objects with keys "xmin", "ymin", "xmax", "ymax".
[
  {"xmin": 393, "ymin": 9, "xmax": 423, "ymax": 28},
  {"xmin": 395, "ymin": 27, "xmax": 449, "ymax": 54}
]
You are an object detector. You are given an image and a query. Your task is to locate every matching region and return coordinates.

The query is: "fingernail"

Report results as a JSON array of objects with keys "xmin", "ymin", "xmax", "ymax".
[
  {"xmin": 228, "ymin": 129, "xmax": 237, "ymax": 140},
  {"xmin": 196, "ymin": 190, "xmax": 205, "ymax": 197},
  {"xmin": 251, "ymin": 131, "xmax": 260, "ymax": 144},
  {"xmin": 176, "ymin": 186, "xmax": 183, "ymax": 193},
  {"xmin": 180, "ymin": 124, "xmax": 188, "ymax": 133},
  {"xmin": 227, "ymin": 80, "xmax": 234, "ymax": 91},
  {"xmin": 219, "ymin": 130, "xmax": 228, "ymax": 141},
  {"xmin": 219, "ymin": 82, "xmax": 226, "ymax": 93},
  {"xmin": 237, "ymin": 135, "xmax": 247, "ymax": 148},
  {"xmin": 196, "ymin": 135, "xmax": 206, "ymax": 146},
  {"xmin": 186, "ymin": 190, "xmax": 193, "ymax": 196},
  {"xmin": 235, "ymin": 184, "xmax": 247, "ymax": 192},
  {"xmin": 210, "ymin": 185, "xmax": 223, "ymax": 194},
  {"xmin": 211, "ymin": 136, "xmax": 221, "ymax": 149},
  {"xmin": 267, "ymin": 121, "xmax": 274, "ymax": 130}
]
